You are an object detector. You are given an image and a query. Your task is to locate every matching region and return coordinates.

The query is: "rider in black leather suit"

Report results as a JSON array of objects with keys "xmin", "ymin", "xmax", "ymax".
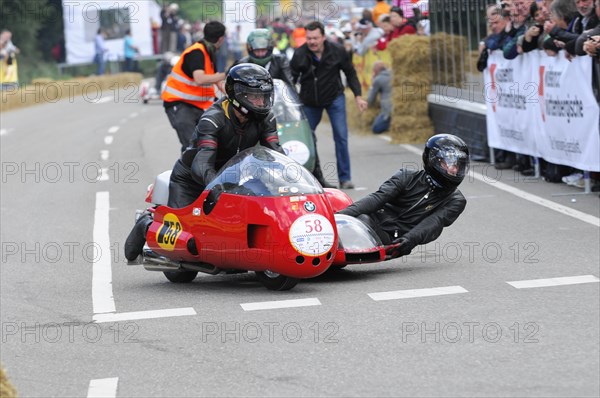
[
  {"xmin": 337, "ymin": 134, "xmax": 470, "ymax": 258},
  {"xmin": 124, "ymin": 63, "xmax": 283, "ymax": 261},
  {"xmin": 168, "ymin": 63, "xmax": 285, "ymax": 208}
]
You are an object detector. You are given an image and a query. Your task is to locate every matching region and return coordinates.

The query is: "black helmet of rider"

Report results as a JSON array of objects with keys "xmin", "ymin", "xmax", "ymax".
[
  {"xmin": 422, "ymin": 134, "xmax": 470, "ymax": 189},
  {"xmin": 225, "ymin": 63, "xmax": 274, "ymax": 119},
  {"xmin": 246, "ymin": 29, "xmax": 274, "ymax": 67}
]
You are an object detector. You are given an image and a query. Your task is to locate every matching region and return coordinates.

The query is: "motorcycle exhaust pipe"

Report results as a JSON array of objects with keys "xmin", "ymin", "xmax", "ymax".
[{"xmin": 141, "ymin": 249, "xmax": 221, "ymax": 275}]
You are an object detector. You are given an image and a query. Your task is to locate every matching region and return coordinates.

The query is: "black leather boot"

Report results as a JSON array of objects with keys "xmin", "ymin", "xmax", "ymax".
[{"xmin": 124, "ymin": 212, "xmax": 153, "ymax": 261}]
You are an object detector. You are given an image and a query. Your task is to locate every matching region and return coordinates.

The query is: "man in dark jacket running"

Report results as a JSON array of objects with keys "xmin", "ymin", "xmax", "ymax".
[
  {"xmin": 290, "ymin": 21, "xmax": 367, "ymax": 190},
  {"xmin": 337, "ymin": 134, "xmax": 469, "ymax": 258}
]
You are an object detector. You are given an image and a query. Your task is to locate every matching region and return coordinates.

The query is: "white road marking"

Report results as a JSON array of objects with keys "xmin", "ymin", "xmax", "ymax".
[
  {"xmin": 465, "ymin": 194, "xmax": 496, "ymax": 199},
  {"xmin": 368, "ymin": 285, "xmax": 468, "ymax": 301},
  {"xmin": 87, "ymin": 377, "xmax": 118, "ymax": 398},
  {"xmin": 378, "ymin": 135, "xmax": 392, "ymax": 142},
  {"xmin": 401, "ymin": 144, "xmax": 600, "ymax": 227},
  {"xmin": 97, "ymin": 168, "xmax": 109, "ymax": 182},
  {"xmin": 107, "ymin": 126, "xmax": 120, "ymax": 134},
  {"xmin": 93, "ymin": 307, "xmax": 197, "ymax": 323},
  {"xmin": 104, "ymin": 136, "xmax": 113, "ymax": 145},
  {"xmin": 100, "ymin": 150, "xmax": 109, "ymax": 161},
  {"xmin": 95, "ymin": 96, "xmax": 113, "ymax": 104},
  {"xmin": 129, "ymin": 112, "xmax": 138, "ymax": 118},
  {"xmin": 241, "ymin": 298, "xmax": 321, "ymax": 311},
  {"xmin": 355, "ymin": 187, "xmax": 368, "ymax": 191},
  {"xmin": 0, "ymin": 129, "xmax": 7, "ymax": 136},
  {"xmin": 507, "ymin": 275, "xmax": 599, "ymax": 289},
  {"xmin": 92, "ymin": 192, "xmax": 116, "ymax": 314}
]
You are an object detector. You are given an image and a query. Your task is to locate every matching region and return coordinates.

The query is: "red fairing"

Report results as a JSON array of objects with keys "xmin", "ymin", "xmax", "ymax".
[
  {"xmin": 145, "ymin": 191, "xmax": 338, "ymax": 279},
  {"xmin": 324, "ymin": 188, "xmax": 353, "ymax": 212}
]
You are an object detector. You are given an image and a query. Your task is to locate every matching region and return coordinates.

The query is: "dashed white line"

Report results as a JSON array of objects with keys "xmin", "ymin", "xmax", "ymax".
[
  {"xmin": 87, "ymin": 377, "xmax": 118, "ymax": 398},
  {"xmin": 401, "ymin": 144, "xmax": 600, "ymax": 227},
  {"xmin": 107, "ymin": 126, "xmax": 120, "ymax": 134},
  {"xmin": 241, "ymin": 298, "xmax": 321, "ymax": 311},
  {"xmin": 95, "ymin": 97, "xmax": 113, "ymax": 104},
  {"xmin": 93, "ymin": 307, "xmax": 197, "ymax": 323},
  {"xmin": 97, "ymin": 168, "xmax": 109, "ymax": 182},
  {"xmin": 104, "ymin": 136, "xmax": 113, "ymax": 145},
  {"xmin": 0, "ymin": 129, "xmax": 7, "ymax": 136},
  {"xmin": 92, "ymin": 192, "xmax": 116, "ymax": 314},
  {"xmin": 129, "ymin": 112, "xmax": 139, "ymax": 118},
  {"xmin": 100, "ymin": 150, "xmax": 109, "ymax": 161},
  {"xmin": 368, "ymin": 285, "xmax": 469, "ymax": 301},
  {"xmin": 507, "ymin": 275, "xmax": 599, "ymax": 289}
]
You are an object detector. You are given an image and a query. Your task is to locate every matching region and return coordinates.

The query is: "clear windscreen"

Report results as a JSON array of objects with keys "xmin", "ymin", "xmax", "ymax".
[
  {"xmin": 272, "ymin": 79, "xmax": 305, "ymax": 123},
  {"xmin": 206, "ymin": 146, "xmax": 322, "ymax": 196}
]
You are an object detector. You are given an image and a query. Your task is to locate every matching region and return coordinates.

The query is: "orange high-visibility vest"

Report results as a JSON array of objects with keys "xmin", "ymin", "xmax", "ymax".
[
  {"xmin": 291, "ymin": 27, "xmax": 306, "ymax": 48},
  {"xmin": 162, "ymin": 42, "xmax": 216, "ymax": 109}
]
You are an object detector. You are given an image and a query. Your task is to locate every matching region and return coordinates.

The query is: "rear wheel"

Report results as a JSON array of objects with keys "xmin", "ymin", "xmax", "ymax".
[
  {"xmin": 255, "ymin": 271, "xmax": 299, "ymax": 291},
  {"xmin": 163, "ymin": 271, "xmax": 198, "ymax": 283}
]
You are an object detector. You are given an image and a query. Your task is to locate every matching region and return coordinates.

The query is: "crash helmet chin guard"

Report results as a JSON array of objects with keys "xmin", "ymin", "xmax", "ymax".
[
  {"xmin": 422, "ymin": 134, "xmax": 470, "ymax": 189},
  {"xmin": 246, "ymin": 29, "xmax": 274, "ymax": 67},
  {"xmin": 225, "ymin": 63, "xmax": 274, "ymax": 119}
]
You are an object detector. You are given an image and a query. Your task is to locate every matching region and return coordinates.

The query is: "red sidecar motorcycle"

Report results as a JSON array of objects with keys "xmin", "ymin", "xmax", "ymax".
[{"xmin": 129, "ymin": 147, "xmax": 387, "ymax": 290}]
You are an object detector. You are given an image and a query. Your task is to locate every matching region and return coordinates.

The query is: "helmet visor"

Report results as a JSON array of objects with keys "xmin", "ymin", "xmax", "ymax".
[
  {"xmin": 234, "ymin": 83, "xmax": 274, "ymax": 114},
  {"xmin": 249, "ymin": 35, "xmax": 271, "ymax": 51},
  {"xmin": 431, "ymin": 146, "xmax": 469, "ymax": 180}
]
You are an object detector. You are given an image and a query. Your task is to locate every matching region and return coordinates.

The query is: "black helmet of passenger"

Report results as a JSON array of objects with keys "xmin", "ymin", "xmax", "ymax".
[
  {"xmin": 225, "ymin": 63, "xmax": 274, "ymax": 119},
  {"xmin": 247, "ymin": 29, "xmax": 274, "ymax": 67},
  {"xmin": 423, "ymin": 134, "xmax": 470, "ymax": 189}
]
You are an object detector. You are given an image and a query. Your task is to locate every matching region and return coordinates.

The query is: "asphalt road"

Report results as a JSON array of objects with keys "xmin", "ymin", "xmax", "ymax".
[{"xmin": 1, "ymin": 91, "xmax": 599, "ymax": 397}]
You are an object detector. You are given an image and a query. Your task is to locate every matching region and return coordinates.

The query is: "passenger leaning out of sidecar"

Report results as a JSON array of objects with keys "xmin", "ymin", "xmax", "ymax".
[
  {"xmin": 125, "ymin": 63, "xmax": 284, "ymax": 261},
  {"xmin": 336, "ymin": 134, "xmax": 470, "ymax": 259}
]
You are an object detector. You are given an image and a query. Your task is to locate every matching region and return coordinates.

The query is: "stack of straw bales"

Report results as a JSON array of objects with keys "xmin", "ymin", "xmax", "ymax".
[
  {"xmin": 429, "ymin": 32, "xmax": 468, "ymax": 87},
  {"xmin": 386, "ymin": 34, "xmax": 433, "ymax": 143},
  {"xmin": 347, "ymin": 32, "xmax": 468, "ymax": 143},
  {"xmin": 1, "ymin": 366, "xmax": 17, "ymax": 398},
  {"xmin": 1, "ymin": 73, "xmax": 142, "ymax": 112}
]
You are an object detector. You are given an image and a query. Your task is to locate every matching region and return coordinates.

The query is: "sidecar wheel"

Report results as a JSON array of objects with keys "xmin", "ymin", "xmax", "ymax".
[
  {"xmin": 255, "ymin": 271, "xmax": 299, "ymax": 291},
  {"xmin": 163, "ymin": 271, "xmax": 198, "ymax": 283}
]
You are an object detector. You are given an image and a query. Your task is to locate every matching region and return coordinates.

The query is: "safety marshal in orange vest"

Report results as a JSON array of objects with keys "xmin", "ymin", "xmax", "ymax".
[{"xmin": 162, "ymin": 21, "xmax": 227, "ymax": 152}]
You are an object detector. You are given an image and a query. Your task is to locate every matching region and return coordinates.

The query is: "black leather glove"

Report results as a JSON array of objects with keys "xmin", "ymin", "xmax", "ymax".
[{"xmin": 385, "ymin": 237, "xmax": 413, "ymax": 259}]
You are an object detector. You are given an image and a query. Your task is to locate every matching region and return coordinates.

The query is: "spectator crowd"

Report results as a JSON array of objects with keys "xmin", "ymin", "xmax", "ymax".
[{"xmin": 478, "ymin": 0, "xmax": 599, "ymax": 188}]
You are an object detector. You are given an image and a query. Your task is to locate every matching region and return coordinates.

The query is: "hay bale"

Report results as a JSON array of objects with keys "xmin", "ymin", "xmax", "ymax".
[
  {"xmin": 0, "ymin": 366, "xmax": 17, "ymax": 398},
  {"xmin": 387, "ymin": 35, "xmax": 432, "ymax": 70},
  {"xmin": 1, "ymin": 73, "xmax": 143, "ymax": 112},
  {"xmin": 346, "ymin": 91, "xmax": 378, "ymax": 135},
  {"xmin": 428, "ymin": 33, "xmax": 468, "ymax": 87},
  {"xmin": 383, "ymin": 35, "xmax": 435, "ymax": 143}
]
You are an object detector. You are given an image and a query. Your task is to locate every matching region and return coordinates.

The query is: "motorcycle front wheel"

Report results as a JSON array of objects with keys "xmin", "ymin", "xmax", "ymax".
[{"xmin": 255, "ymin": 271, "xmax": 299, "ymax": 291}]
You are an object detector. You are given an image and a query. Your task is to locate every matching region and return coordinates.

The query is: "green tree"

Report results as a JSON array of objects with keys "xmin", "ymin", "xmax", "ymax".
[
  {"xmin": 175, "ymin": 1, "xmax": 223, "ymax": 22},
  {"xmin": 1, "ymin": 0, "xmax": 47, "ymax": 58}
]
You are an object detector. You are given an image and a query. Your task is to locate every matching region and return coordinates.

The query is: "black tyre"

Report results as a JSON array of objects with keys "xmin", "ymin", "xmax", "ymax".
[
  {"xmin": 255, "ymin": 271, "xmax": 299, "ymax": 291},
  {"xmin": 163, "ymin": 271, "xmax": 198, "ymax": 283}
]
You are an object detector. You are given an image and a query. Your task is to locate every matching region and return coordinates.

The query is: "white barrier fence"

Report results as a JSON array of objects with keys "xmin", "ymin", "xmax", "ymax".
[{"xmin": 484, "ymin": 50, "xmax": 600, "ymax": 173}]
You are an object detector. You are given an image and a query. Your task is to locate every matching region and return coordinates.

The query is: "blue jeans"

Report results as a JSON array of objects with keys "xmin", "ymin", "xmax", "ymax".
[
  {"xmin": 372, "ymin": 113, "xmax": 391, "ymax": 134},
  {"xmin": 124, "ymin": 57, "xmax": 136, "ymax": 72},
  {"xmin": 303, "ymin": 94, "xmax": 351, "ymax": 183},
  {"xmin": 94, "ymin": 54, "xmax": 105, "ymax": 75}
]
